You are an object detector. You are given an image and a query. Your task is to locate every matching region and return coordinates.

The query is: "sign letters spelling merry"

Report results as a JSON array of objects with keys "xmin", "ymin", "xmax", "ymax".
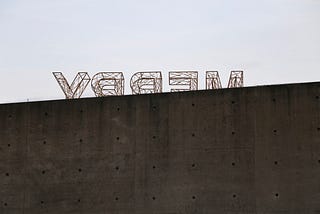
[{"xmin": 53, "ymin": 71, "xmax": 243, "ymax": 99}]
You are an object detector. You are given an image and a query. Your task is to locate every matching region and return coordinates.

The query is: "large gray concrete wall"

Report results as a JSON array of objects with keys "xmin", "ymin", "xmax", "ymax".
[{"xmin": 0, "ymin": 82, "xmax": 319, "ymax": 214}]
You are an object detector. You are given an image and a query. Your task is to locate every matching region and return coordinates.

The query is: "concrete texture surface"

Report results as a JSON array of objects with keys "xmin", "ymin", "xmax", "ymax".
[{"xmin": 0, "ymin": 82, "xmax": 319, "ymax": 214}]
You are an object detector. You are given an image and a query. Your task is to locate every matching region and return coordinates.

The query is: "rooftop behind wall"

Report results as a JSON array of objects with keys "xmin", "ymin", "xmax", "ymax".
[{"xmin": 0, "ymin": 82, "xmax": 319, "ymax": 214}]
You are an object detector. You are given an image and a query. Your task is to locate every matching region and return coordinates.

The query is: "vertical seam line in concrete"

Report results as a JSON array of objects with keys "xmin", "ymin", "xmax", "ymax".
[{"xmin": 22, "ymin": 102, "xmax": 30, "ymax": 214}]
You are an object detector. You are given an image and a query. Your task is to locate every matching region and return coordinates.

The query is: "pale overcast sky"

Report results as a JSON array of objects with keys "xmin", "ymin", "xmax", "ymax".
[{"xmin": 0, "ymin": 0, "xmax": 319, "ymax": 103}]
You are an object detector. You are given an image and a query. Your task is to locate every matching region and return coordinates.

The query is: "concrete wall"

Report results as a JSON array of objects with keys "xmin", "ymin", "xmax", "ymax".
[{"xmin": 0, "ymin": 82, "xmax": 319, "ymax": 214}]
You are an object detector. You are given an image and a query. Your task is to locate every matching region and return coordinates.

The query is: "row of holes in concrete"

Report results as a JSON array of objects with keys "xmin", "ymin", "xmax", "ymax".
[
  {"xmin": 2, "ymin": 193, "xmax": 282, "ymax": 207},
  {"xmin": 3, "ymin": 127, "xmax": 319, "ymax": 148},
  {"xmin": 7, "ymin": 94, "xmax": 319, "ymax": 119},
  {"xmin": 3, "ymin": 159, "xmax": 320, "ymax": 177}
]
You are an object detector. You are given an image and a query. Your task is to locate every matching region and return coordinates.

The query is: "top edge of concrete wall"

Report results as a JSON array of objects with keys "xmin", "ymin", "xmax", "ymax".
[{"xmin": 1, "ymin": 81, "xmax": 319, "ymax": 106}]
